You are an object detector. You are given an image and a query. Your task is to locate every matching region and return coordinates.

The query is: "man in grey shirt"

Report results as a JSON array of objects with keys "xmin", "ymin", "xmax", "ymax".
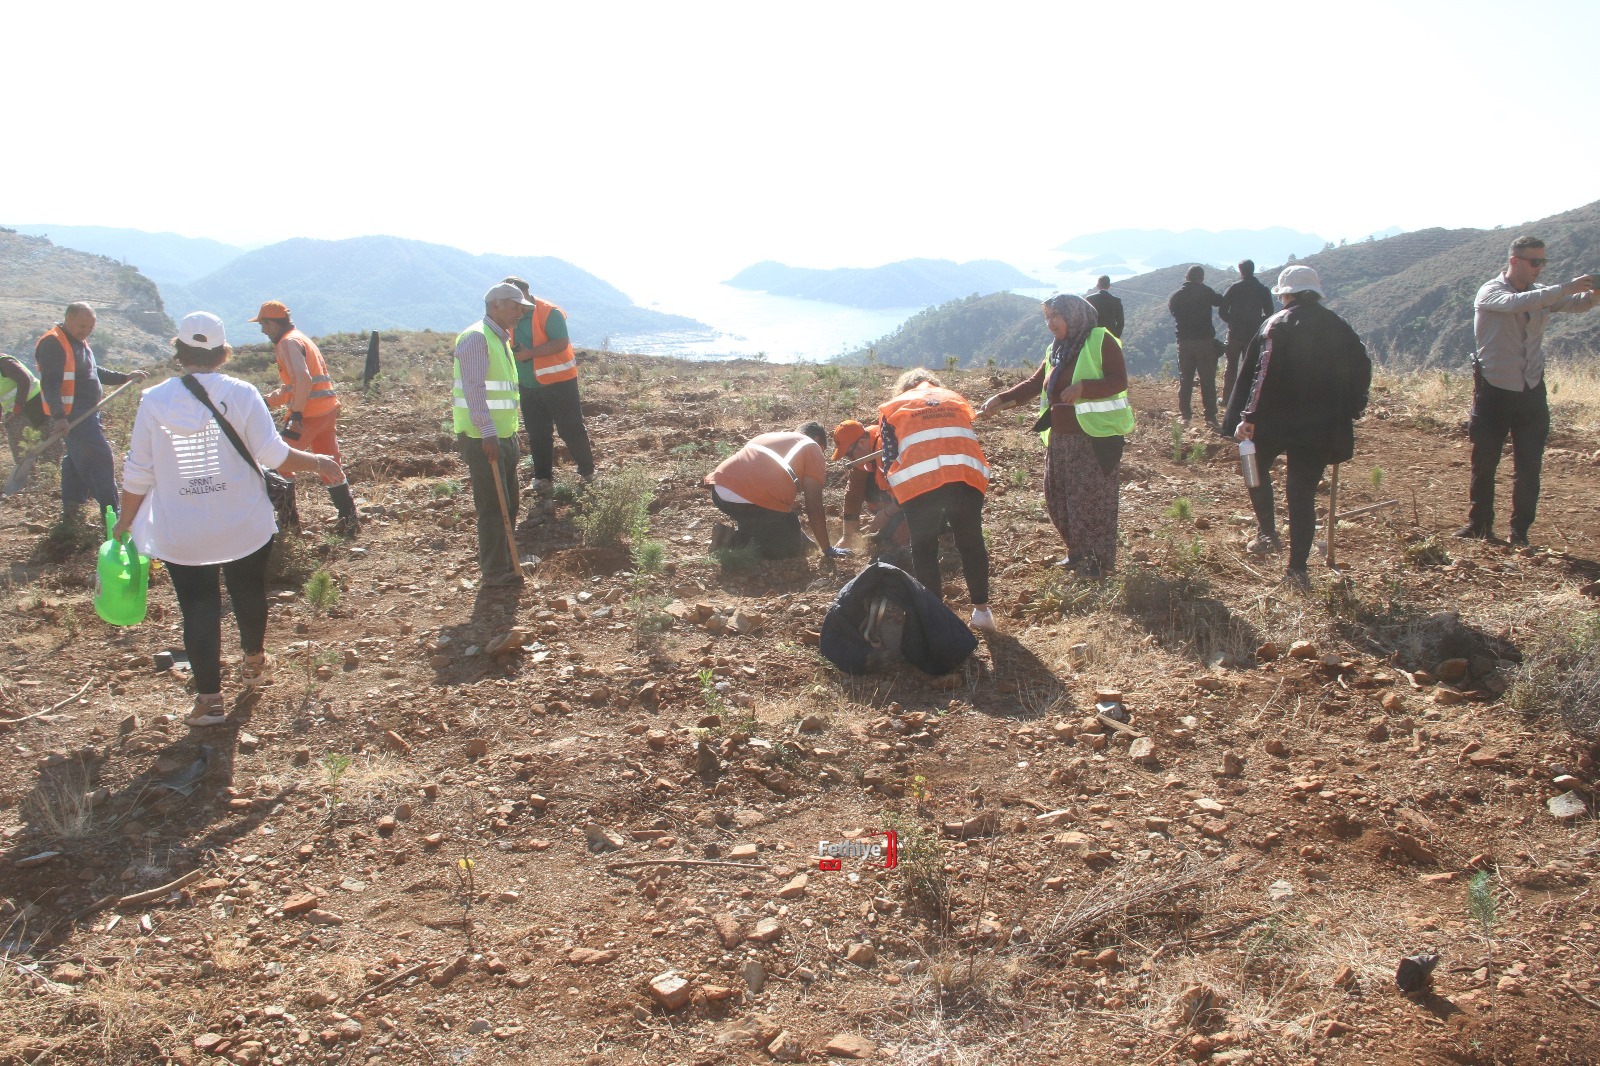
[{"xmin": 1457, "ymin": 235, "xmax": 1596, "ymax": 546}]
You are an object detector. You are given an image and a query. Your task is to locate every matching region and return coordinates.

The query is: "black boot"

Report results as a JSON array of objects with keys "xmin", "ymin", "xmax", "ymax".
[{"xmin": 327, "ymin": 481, "xmax": 360, "ymax": 537}]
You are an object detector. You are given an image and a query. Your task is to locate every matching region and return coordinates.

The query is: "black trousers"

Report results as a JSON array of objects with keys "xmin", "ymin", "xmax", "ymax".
[
  {"xmin": 1468, "ymin": 374, "xmax": 1548, "ymax": 538},
  {"xmin": 900, "ymin": 481, "xmax": 989, "ymax": 604},
  {"xmin": 165, "ymin": 537, "xmax": 274, "ymax": 695},
  {"xmin": 457, "ymin": 433, "xmax": 522, "ymax": 585},
  {"xmin": 520, "ymin": 379, "xmax": 595, "ymax": 481},
  {"xmin": 1247, "ymin": 444, "xmax": 1324, "ymax": 573},
  {"xmin": 709, "ymin": 488, "xmax": 812, "ymax": 559},
  {"xmin": 1177, "ymin": 339, "xmax": 1220, "ymax": 422}
]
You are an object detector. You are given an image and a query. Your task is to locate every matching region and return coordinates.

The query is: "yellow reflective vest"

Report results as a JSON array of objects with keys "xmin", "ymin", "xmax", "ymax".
[{"xmin": 453, "ymin": 321, "xmax": 520, "ymax": 438}]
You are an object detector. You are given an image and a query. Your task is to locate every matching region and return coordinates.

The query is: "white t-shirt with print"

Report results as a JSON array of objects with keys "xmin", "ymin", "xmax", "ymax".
[{"xmin": 121, "ymin": 372, "xmax": 291, "ymax": 566}]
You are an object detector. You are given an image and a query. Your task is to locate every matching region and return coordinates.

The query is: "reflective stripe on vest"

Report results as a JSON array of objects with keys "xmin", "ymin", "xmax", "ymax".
[
  {"xmin": 1, "ymin": 365, "xmax": 41, "ymax": 409},
  {"xmin": 278, "ymin": 330, "xmax": 339, "ymax": 416},
  {"xmin": 37, "ymin": 326, "xmax": 76, "ymax": 417},
  {"xmin": 529, "ymin": 299, "xmax": 578, "ymax": 384},
  {"xmin": 1037, "ymin": 328, "xmax": 1135, "ymax": 443},
  {"xmin": 748, "ymin": 437, "xmax": 812, "ymax": 486},
  {"xmin": 878, "ymin": 384, "xmax": 989, "ymax": 504},
  {"xmin": 452, "ymin": 322, "xmax": 521, "ymax": 438}
]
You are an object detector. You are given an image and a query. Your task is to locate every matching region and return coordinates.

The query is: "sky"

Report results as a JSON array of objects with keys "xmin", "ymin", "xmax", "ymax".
[{"xmin": 5, "ymin": 0, "xmax": 1598, "ymax": 295}]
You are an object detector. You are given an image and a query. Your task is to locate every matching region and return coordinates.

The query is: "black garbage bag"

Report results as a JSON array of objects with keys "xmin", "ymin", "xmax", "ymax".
[{"xmin": 819, "ymin": 561, "xmax": 977, "ymax": 676}]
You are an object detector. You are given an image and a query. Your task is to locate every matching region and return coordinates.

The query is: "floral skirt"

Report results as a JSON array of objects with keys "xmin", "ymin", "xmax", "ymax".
[{"xmin": 1044, "ymin": 432, "xmax": 1121, "ymax": 571}]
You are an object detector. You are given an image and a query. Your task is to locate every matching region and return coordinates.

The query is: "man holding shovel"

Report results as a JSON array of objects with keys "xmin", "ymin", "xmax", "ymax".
[
  {"xmin": 452, "ymin": 284, "xmax": 531, "ymax": 589},
  {"xmin": 34, "ymin": 303, "xmax": 145, "ymax": 524}
]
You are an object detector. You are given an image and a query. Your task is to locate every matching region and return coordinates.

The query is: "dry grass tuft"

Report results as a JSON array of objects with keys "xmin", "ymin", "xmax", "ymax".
[{"xmin": 21, "ymin": 759, "xmax": 98, "ymax": 842}]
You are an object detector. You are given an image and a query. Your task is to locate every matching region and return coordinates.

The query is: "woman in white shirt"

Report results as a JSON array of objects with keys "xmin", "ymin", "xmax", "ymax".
[{"xmin": 114, "ymin": 312, "xmax": 340, "ymax": 725}]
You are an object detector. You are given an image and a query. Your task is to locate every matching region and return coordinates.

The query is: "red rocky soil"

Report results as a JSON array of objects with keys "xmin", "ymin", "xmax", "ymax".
[{"xmin": 1, "ymin": 344, "xmax": 1597, "ymax": 1065}]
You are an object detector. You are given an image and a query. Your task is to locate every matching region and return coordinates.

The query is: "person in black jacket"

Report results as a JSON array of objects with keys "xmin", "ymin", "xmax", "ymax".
[
  {"xmin": 1167, "ymin": 266, "xmax": 1223, "ymax": 426},
  {"xmin": 1224, "ymin": 266, "xmax": 1370, "ymax": 590},
  {"xmin": 1217, "ymin": 259, "xmax": 1275, "ymax": 410},
  {"xmin": 1086, "ymin": 276, "xmax": 1124, "ymax": 338}
]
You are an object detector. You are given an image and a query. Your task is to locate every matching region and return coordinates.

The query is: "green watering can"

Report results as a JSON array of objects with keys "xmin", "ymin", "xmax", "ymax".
[{"xmin": 94, "ymin": 505, "xmax": 150, "ymax": 627}]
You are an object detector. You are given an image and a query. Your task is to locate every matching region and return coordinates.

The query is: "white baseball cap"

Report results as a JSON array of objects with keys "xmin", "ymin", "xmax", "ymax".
[
  {"xmin": 176, "ymin": 311, "xmax": 227, "ymax": 349},
  {"xmin": 484, "ymin": 283, "xmax": 536, "ymax": 307}
]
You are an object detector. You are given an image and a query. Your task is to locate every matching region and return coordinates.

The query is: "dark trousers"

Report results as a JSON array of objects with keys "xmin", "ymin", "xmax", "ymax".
[
  {"xmin": 457, "ymin": 433, "xmax": 522, "ymax": 584},
  {"xmin": 165, "ymin": 537, "xmax": 274, "ymax": 696},
  {"xmin": 900, "ymin": 482, "xmax": 989, "ymax": 604},
  {"xmin": 710, "ymin": 489, "xmax": 811, "ymax": 559},
  {"xmin": 1247, "ymin": 444, "xmax": 1324, "ymax": 573},
  {"xmin": 520, "ymin": 379, "xmax": 594, "ymax": 481},
  {"xmin": 60, "ymin": 413, "xmax": 120, "ymax": 518},
  {"xmin": 1468, "ymin": 375, "xmax": 1548, "ymax": 538},
  {"xmin": 1177, "ymin": 339, "xmax": 1220, "ymax": 422},
  {"xmin": 1222, "ymin": 333, "xmax": 1251, "ymax": 413}
]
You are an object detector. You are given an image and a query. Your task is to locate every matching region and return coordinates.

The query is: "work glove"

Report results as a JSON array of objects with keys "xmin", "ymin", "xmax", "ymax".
[{"xmin": 822, "ymin": 545, "xmax": 853, "ymax": 559}]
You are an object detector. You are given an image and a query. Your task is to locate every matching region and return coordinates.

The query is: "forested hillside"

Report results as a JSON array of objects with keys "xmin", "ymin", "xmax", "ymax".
[
  {"xmin": 0, "ymin": 229, "xmax": 173, "ymax": 365},
  {"xmin": 162, "ymin": 236, "xmax": 707, "ymax": 346},
  {"xmin": 852, "ymin": 201, "xmax": 1600, "ymax": 375}
]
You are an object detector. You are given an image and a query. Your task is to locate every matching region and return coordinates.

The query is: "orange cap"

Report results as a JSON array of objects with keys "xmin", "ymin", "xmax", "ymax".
[
  {"xmin": 248, "ymin": 300, "xmax": 290, "ymax": 322},
  {"xmin": 831, "ymin": 420, "xmax": 868, "ymax": 461}
]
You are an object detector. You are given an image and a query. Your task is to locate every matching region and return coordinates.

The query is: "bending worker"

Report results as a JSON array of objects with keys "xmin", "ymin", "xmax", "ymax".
[
  {"xmin": 831, "ymin": 418, "xmax": 907, "ymax": 557},
  {"xmin": 705, "ymin": 421, "xmax": 849, "ymax": 561},
  {"xmin": 1, "ymin": 354, "xmax": 46, "ymax": 464},
  {"xmin": 249, "ymin": 300, "xmax": 360, "ymax": 536}
]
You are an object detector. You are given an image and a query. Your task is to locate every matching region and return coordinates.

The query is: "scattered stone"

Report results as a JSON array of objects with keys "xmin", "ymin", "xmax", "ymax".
[
  {"xmin": 568, "ymin": 948, "xmax": 616, "ymax": 966},
  {"xmin": 304, "ymin": 909, "xmax": 345, "ymax": 926},
  {"xmin": 740, "ymin": 958, "xmax": 766, "ymax": 993},
  {"xmin": 823, "ymin": 1033, "xmax": 877, "ymax": 1059},
  {"xmin": 1395, "ymin": 952, "xmax": 1439, "ymax": 993},
  {"xmin": 749, "ymin": 917, "xmax": 784, "ymax": 943},
  {"xmin": 1288, "ymin": 640, "xmax": 1318, "ymax": 659},
  {"xmin": 713, "ymin": 913, "xmax": 746, "ymax": 948},
  {"xmin": 1332, "ymin": 964, "xmax": 1357, "ymax": 989},
  {"xmin": 647, "ymin": 971, "xmax": 692, "ymax": 1010},
  {"xmin": 768, "ymin": 1031, "xmax": 805, "ymax": 1062},
  {"xmin": 383, "ymin": 730, "xmax": 411, "ymax": 754},
  {"xmin": 467, "ymin": 1019, "xmax": 492, "ymax": 1035},
  {"xmin": 585, "ymin": 824, "xmax": 627, "ymax": 852},
  {"xmin": 1129, "ymin": 737, "xmax": 1157, "ymax": 766},
  {"xmin": 463, "ymin": 738, "xmax": 490, "ymax": 759},
  {"xmin": 281, "ymin": 892, "xmax": 320, "ymax": 914},
  {"xmin": 942, "ymin": 811, "xmax": 1001, "ymax": 838},
  {"xmin": 843, "ymin": 943, "xmax": 876, "ymax": 967},
  {"xmin": 1435, "ymin": 658, "xmax": 1469, "ymax": 683},
  {"xmin": 1548, "ymin": 792, "xmax": 1588, "ymax": 821},
  {"xmin": 798, "ymin": 715, "xmax": 825, "ymax": 732},
  {"xmin": 776, "ymin": 874, "xmax": 809, "ymax": 899},
  {"xmin": 1058, "ymin": 831, "xmax": 1094, "ymax": 852}
]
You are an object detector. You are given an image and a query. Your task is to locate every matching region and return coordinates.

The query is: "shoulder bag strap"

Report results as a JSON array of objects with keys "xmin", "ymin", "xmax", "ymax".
[{"xmin": 179, "ymin": 374, "xmax": 270, "ymax": 489}]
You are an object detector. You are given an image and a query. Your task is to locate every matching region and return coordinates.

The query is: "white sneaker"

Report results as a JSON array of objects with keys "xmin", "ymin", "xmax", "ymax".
[
  {"xmin": 240, "ymin": 653, "xmax": 275, "ymax": 689},
  {"xmin": 969, "ymin": 606, "xmax": 997, "ymax": 633},
  {"xmin": 185, "ymin": 694, "xmax": 228, "ymax": 727}
]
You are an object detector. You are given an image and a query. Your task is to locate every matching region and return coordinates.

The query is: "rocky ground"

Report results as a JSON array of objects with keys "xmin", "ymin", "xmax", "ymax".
[{"xmin": 1, "ymin": 341, "xmax": 1598, "ymax": 1065}]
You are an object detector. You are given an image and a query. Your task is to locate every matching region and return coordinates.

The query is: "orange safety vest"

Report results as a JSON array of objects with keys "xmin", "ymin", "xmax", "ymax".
[
  {"xmin": 526, "ymin": 299, "xmax": 578, "ymax": 385},
  {"xmin": 36, "ymin": 326, "xmax": 78, "ymax": 417},
  {"xmin": 863, "ymin": 424, "xmax": 890, "ymax": 493},
  {"xmin": 276, "ymin": 329, "xmax": 339, "ymax": 417},
  {"xmin": 878, "ymin": 385, "xmax": 989, "ymax": 505}
]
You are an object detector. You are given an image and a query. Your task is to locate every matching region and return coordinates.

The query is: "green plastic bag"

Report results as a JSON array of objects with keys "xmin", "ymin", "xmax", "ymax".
[{"xmin": 94, "ymin": 506, "xmax": 149, "ymax": 627}]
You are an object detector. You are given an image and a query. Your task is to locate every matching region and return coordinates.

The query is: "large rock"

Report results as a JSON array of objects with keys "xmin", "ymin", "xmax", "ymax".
[{"xmin": 647, "ymin": 971, "xmax": 692, "ymax": 1010}]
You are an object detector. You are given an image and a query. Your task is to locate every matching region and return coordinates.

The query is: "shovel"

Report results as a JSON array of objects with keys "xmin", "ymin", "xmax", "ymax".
[
  {"xmin": 1325, "ymin": 464, "xmax": 1340, "ymax": 569},
  {"xmin": 2, "ymin": 380, "xmax": 138, "ymax": 497}
]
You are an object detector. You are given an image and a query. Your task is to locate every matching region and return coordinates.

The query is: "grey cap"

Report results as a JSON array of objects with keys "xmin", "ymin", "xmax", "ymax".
[{"xmin": 485, "ymin": 283, "xmax": 535, "ymax": 307}]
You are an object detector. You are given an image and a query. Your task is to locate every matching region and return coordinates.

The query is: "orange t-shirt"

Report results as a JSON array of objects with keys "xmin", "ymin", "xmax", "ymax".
[{"xmin": 707, "ymin": 432, "xmax": 825, "ymax": 513}]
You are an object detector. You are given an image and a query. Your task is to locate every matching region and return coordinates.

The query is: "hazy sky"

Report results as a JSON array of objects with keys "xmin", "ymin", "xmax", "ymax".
[{"xmin": 7, "ymin": 0, "xmax": 1597, "ymax": 290}]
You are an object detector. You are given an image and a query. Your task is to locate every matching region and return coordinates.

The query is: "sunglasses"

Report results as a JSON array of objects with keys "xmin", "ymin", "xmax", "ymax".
[{"xmin": 1516, "ymin": 256, "xmax": 1548, "ymax": 268}]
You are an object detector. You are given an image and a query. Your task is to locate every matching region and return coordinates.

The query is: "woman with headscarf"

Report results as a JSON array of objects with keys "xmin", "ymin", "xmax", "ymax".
[
  {"xmin": 113, "ymin": 312, "xmax": 342, "ymax": 726},
  {"xmin": 977, "ymin": 293, "xmax": 1133, "ymax": 578}
]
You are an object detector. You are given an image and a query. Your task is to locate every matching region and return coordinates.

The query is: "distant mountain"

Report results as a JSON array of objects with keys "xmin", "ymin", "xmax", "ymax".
[
  {"xmin": 851, "ymin": 200, "xmax": 1600, "ymax": 376},
  {"xmin": 725, "ymin": 258, "xmax": 1041, "ymax": 309},
  {"xmin": 165, "ymin": 236, "xmax": 707, "ymax": 344},
  {"xmin": 7, "ymin": 224, "xmax": 244, "ymax": 286},
  {"xmin": 1057, "ymin": 227, "xmax": 1329, "ymax": 272},
  {"xmin": 0, "ymin": 229, "xmax": 173, "ymax": 366}
]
